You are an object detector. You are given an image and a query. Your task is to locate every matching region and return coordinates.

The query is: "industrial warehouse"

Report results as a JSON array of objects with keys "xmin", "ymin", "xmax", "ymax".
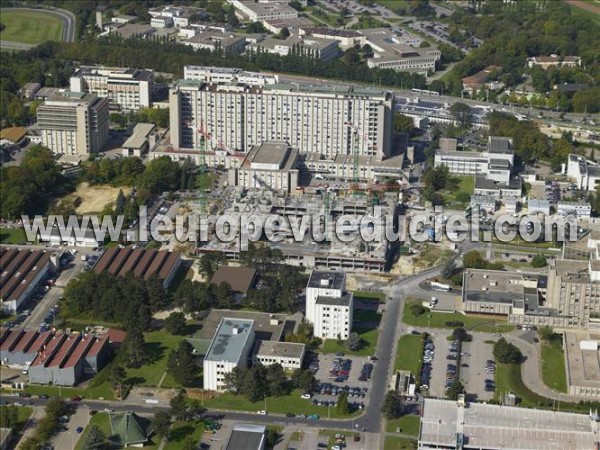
[
  {"xmin": 0, "ymin": 248, "xmax": 57, "ymax": 314},
  {"xmin": 93, "ymin": 247, "xmax": 182, "ymax": 288},
  {"xmin": 0, "ymin": 328, "xmax": 111, "ymax": 386}
]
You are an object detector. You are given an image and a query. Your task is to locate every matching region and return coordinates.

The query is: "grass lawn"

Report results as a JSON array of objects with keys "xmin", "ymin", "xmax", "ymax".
[
  {"xmin": 384, "ymin": 435, "xmax": 418, "ymax": 450},
  {"xmin": 321, "ymin": 308, "xmax": 381, "ymax": 356},
  {"xmin": 540, "ymin": 339, "xmax": 568, "ymax": 393},
  {"xmin": 394, "ymin": 334, "xmax": 424, "ymax": 377},
  {"xmin": 441, "ymin": 175, "xmax": 474, "ymax": 208},
  {"xmin": 385, "ymin": 414, "xmax": 421, "ymax": 435},
  {"xmin": 0, "ymin": 9, "xmax": 64, "ymax": 44},
  {"xmin": 125, "ymin": 329, "xmax": 188, "ymax": 387},
  {"xmin": 350, "ymin": 16, "xmax": 388, "ymax": 29},
  {"xmin": 353, "ymin": 290, "xmax": 386, "ymax": 303},
  {"xmin": 374, "ymin": 0, "xmax": 410, "ymax": 11},
  {"xmin": 196, "ymin": 171, "xmax": 218, "ymax": 190},
  {"xmin": 494, "ymin": 362, "xmax": 600, "ymax": 413},
  {"xmin": 403, "ymin": 299, "xmax": 514, "ymax": 333},
  {"xmin": 26, "ymin": 378, "xmax": 114, "ymax": 401},
  {"xmin": 204, "ymin": 389, "xmax": 358, "ymax": 418},
  {"xmin": 75, "ymin": 412, "xmax": 111, "ymax": 450},
  {"xmin": 0, "ymin": 226, "xmax": 28, "ymax": 244},
  {"xmin": 319, "ymin": 429, "xmax": 360, "ymax": 448},
  {"xmin": 164, "ymin": 420, "xmax": 205, "ymax": 450},
  {"xmin": 569, "ymin": 2, "xmax": 600, "ymax": 24},
  {"xmin": 417, "ymin": 244, "xmax": 454, "ymax": 266}
]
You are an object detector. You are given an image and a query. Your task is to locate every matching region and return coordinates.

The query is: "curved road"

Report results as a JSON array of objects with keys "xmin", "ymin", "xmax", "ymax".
[{"xmin": 0, "ymin": 6, "xmax": 75, "ymax": 50}]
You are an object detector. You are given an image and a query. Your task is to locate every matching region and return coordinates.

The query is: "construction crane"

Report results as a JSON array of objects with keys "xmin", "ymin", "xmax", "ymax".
[{"xmin": 196, "ymin": 119, "xmax": 210, "ymax": 214}]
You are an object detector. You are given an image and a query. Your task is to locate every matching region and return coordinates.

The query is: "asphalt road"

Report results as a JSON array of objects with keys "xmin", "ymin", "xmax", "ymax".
[{"xmin": 0, "ymin": 6, "xmax": 75, "ymax": 51}]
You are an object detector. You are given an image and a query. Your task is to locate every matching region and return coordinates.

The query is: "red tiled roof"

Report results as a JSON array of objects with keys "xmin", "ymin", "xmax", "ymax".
[
  {"xmin": 86, "ymin": 334, "xmax": 109, "ymax": 358},
  {"xmin": 0, "ymin": 329, "xmax": 23, "ymax": 351},
  {"xmin": 106, "ymin": 328, "xmax": 127, "ymax": 344},
  {"xmin": 31, "ymin": 332, "xmax": 67, "ymax": 367},
  {"xmin": 117, "ymin": 248, "xmax": 145, "ymax": 278},
  {"xmin": 94, "ymin": 247, "xmax": 119, "ymax": 274},
  {"xmin": 132, "ymin": 249, "xmax": 156, "ymax": 277},
  {"xmin": 107, "ymin": 247, "xmax": 133, "ymax": 275},
  {"xmin": 158, "ymin": 251, "xmax": 181, "ymax": 280},
  {"xmin": 27, "ymin": 331, "xmax": 53, "ymax": 355},
  {"xmin": 45, "ymin": 333, "xmax": 79, "ymax": 368},
  {"xmin": 12, "ymin": 331, "xmax": 38, "ymax": 353},
  {"xmin": 63, "ymin": 335, "xmax": 94, "ymax": 368},
  {"xmin": 144, "ymin": 250, "xmax": 169, "ymax": 279}
]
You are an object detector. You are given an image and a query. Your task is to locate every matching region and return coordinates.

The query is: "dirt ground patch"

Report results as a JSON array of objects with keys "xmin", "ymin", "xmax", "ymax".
[{"xmin": 65, "ymin": 182, "xmax": 132, "ymax": 214}]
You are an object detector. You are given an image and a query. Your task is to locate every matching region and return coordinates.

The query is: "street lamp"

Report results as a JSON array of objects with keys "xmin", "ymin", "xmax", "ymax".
[{"xmin": 264, "ymin": 394, "xmax": 267, "ymax": 413}]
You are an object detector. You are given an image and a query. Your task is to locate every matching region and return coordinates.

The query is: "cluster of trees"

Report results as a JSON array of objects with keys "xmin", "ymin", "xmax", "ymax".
[
  {"xmin": 110, "ymin": 107, "xmax": 169, "ymax": 129},
  {"xmin": 436, "ymin": 1, "xmax": 599, "ymax": 108},
  {"xmin": 422, "ymin": 165, "xmax": 451, "ymax": 205},
  {"xmin": 0, "ymin": 405, "xmax": 20, "ymax": 429},
  {"xmin": 463, "ymin": 251, "xmax": 504, "ymax": 271},
  {"xmin": 173, "ymin": 279, "xmax": 235, "ymax": 312},
  {"xmin": 19, "ymin": 398, "xmax": 68, "ymax": 450},
  {"xmin": 0, "ymin": 146, "xmax": 73, "ymax": 219},
  {"xmin": 224, "ymin": 363, "xmax": 288, "ymax": 402},
  {"xmin": 446, "ymin": 379, "xmax": 465, "ymax": 400},
  {"xmin": 393, "ymin": 113, "xmax": 416, "ymax": 135},
  {"xmin": 530, "ymin": 254, "xmax": 548, "ymax": 268},
  {"xmin": 82, "ymin": 425, "xmax": 106, "ymax": 450},
  {"xmin": 493, "ymin": 338, "xmax": 523, "ymax": 364},
  {"xmin": 381, "ymin": 390, "xmax": 403, "ymax": 419},
  {"xmin": 167, "ymin": 340, "xmax": 198, "ymax": 386},
  {"xmin": 285, "ymin": 321, "xmax": 323, "ymax": 349}
]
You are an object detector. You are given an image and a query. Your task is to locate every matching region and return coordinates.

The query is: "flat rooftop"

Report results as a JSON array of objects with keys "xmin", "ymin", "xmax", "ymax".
[
  {"xmin": 204, "ymin": 318, "xmax": 254, "ymax": 363},
  {"xmin": 564, "ymin": 332, "xmax": 600, "ymax": 390},
  {"xmin": 254, "ymin": 340, "xmax": 305, "ymax": 359},
  {"xmin": 419, "ymin": 398, "xmax": 599, "ymax": 449},
  {"xmin": 316, "ymin": 292, "xmax": 353, "ymax": 307},
  {"xmin": 307, "ymin": 270, "xmax": 346, "ymax": 290},
  {"xmin": 123, "ymin": 123, "xmax": 155, "ymax": 149},
  {"xmin": 210, "ymin": 266, "xmax": 256, "ymax": 294}
]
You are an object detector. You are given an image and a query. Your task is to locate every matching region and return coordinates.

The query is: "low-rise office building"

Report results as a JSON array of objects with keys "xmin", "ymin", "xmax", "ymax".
[
  {"xmin": 528, "ymin": 199, "xmax": 551, "ymax": 215},
  {"xmin": 37, "ymin": 91, "xmax": 109, "ymax": 159},
  {"xmin": 0, "ymin": 248, "xmax": 55, "ymax": 314},
  {"xmin": 262, "ymin": 17, "xmax": 313, "ymax": 34},
  {"xmin": 184, "ymin": 65, "xmax": 278, "ymax": 85},
  {"xmin": 504, "ymin": 196, "xmax": 519, "ymax": 215},
  {"xmin": 229, "ymin": 141, "xmax": 300, "ymax": 193},
  {"xmin": 229, "ymin": 0, "xmax": 298, "ymax": 22},
  {"xmin": 247, "ymin": 34, "xmax": 340, "ymax": 61},
  {"xmin": 566, "ymin": 153, "xmax": 600, "ymax": 191},
  {"xmin": 473, "ymin": 175, "xmax": 522, "ymax": 198},
  {"xmin": 557, "ymin": 200, "xmax": 592, "ymax": 218},
  {"xmin": 70, "ymin": 66, "xmax": 154, "ymax": 111},
  {"xmin": 182, "ymin": 32, "xmax": 247, "ymax": 53},
  {"xmin": 305, "ymin": 270, "xmax": 353, "ymax": 340},
  {"xmin": 226, "ymin": 424, "xmax": 266, "ymax": 450},
  {"xmin": 253, "ymin": 340, "xmax": 305, "ymax": 370},
  {"xmin": 122, "ymin": 123, "xmax": 157, "ymax": 157},
  {"xmin": 527, "ymin": 55, "xmax": 582, "ymax": 69},
  {"xmin": 150, "ymin": 15, "xmax": 174, "ymax": 28},
  {"xmin": 299, "ymin": 27, "xmax": 365, "ymax": 48},
  {"xmin": 203, "ymin": 318, "xmax": 255, "ymax": 391},
  {"xmin": 470, "ymin": 195, "xmax": 497, "ymax": 212}
]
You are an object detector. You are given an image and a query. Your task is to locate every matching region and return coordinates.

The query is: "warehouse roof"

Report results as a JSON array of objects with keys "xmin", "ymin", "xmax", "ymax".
[
  {"xmin": 226, "ymin": 424, "xmax": 266, "ymax": 450},
  {"xmin": 0, "ymin": 126, "xmax": 27, "ymax": 143},
  {"xmin": 0, "ymin": 248, "xmax": 52, "ymax": 303},
  {"xmin": 210, "ymin": 266, "xmax": 257, "ymax": 294}
]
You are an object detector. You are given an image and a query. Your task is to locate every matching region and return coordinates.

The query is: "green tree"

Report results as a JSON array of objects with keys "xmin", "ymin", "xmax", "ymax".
[
  {"xmin": 463, "ymin": 251, "xmax": 487, "ymax": 269},
  {"xmin": 110, "ymin": 365, "xmax": 127, "ymax": 400},
  {"xmin": 280, "ymin": 27, "xmax": 290, "ymax": 39},
  {"xmin": 346, "ymin": 332, "xmax": 364, "ymax": 351},
  {"xmin": 530, "ymin": 254, "xmax": 547, "ymax": 268},
  {"xmin": 292, "ymin": 369, "xmax": 318, "ymax": 393},
  {"xmin": 115, "ymin": 189, "xmax": 126, "ymax": 215},
  {"xmin": 167, "ymin": 340, "xmax": 197, "ymax": 386},
  {"xmin": 82, "ymin": 425, "xmax": 106, "ymax": 450},
  {"xmin": 441, "ymin": 258, "xmax": 456, "ymax": 279},
  {"xmin": 337, "ymin": 391, "xmax": 350, "ymax": 414},
  {"xmin": 538, "ymin": 326, "xmax": 555, "ymax": 342},
  {"xmin": 449, "ymin": 102, "xmax": 472, "ymax": 130},
  {"xmin": 393, "ymin": 112, "xmax": 415, "ymax": 134},
  {"xmin": 153, "ymin": 411, "xmax": 171, "ymax": 441},
  {"xmin": 446, "ymin": 379, "xmax": 465, "ymax": 400},
  {"xmin": 124, "ymin": 328, "xmax": 147, "ymax": 368},
  {"xmin": 452, "ymin": 327, "xmax": 468, "ymax": 342},
  {"xmin": 493, "ymin": 338, "xmax": 522, "ymax": 364},
  {"xmin": 381, "ymin": 390, "xmax": 403, "ymax": 419},
  {"xmin": 170, "ymin": 391, "xmax": 188, "ymax": 421},
  {"xmin": 266, "ymin": 363, "xmax": 287, "ymax": 396},
  {"xmin": 165, "ymin": 312, "xmax": 187, "ymax": 335}
]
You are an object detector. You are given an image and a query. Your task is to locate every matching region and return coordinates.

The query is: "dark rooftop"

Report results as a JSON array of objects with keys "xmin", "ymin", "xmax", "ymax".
[
  {"xmin": 307, "ymin": 270, "xmax": 345, "ymax": 290},
  {"xmin": 210, "ymin": 266, "xmax": 257, "ymax": 294}
]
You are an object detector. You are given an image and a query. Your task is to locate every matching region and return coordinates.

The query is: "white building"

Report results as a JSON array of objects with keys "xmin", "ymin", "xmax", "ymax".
[
  {"xmin": 203, "ymin": 318, "xmax": 255, "ymax": 391},
  {"xmin": 246, "ymin": 34, "xmax": 340, "ymax": 61},
  {"xmin": 150, "ymin": 16, "xmax": 174, "ymax": 28},
  {"xmin": 299, "ymin": 27, "xmax": 366, "ymax": 49},
  {"xmin": 470, "ymin": 195, "xmax": 497, "ymax": 212},
  {"xmin": 37, "ymin": 91, "xmax": 109, "ymax": 158},
  {"xmin": 184, "ymin": 65, "xmax": 278, "ymax": 85},
  {"xmin": 229, "ymin": 0, "xmax": 298, "ymax": 22},
  {"xmin": 566, "ymin": 153, "xmax": 600, "ymax": 191},
  {"xmin": 182, "ymin": 32, "xmax": 247, "ymax": 54},
  {"xmin": 557, "ymin": 200, "xmax": 592, "ymax": 218},
  {"xmin": 169, "ymin": 79, "xmax": 393, "ymax": 160},
  {"xmin": 504, "ymin": 197, "xmax": 519, "ymax": 215},
  {"xmin": 70, "ymin": 66, "xmax": 154, "ymax": 111},
  {"xmin": 528, "ymin": 199, "xmax": 551, "ymax": 215},
  {"xmin": 527, "ymin": 55, "xmax": 581, "ymax": 70},
  {"xmin": 230, "ymin": 141, "xmax": 300, "ymax": 193},
  {"xmin": 434, "ymin": 136, "xmax": 514, "ymax": 183},
  {"xmin": 253, "ymin": 340, "xmax": 305, "ymax": 370},
  {"xmin": 361, "ymin": 28, "xmax": 441, "ymax": 73},
  {"xmin": 305, "ymin": 271, "xmax": 353, "ymax": 340}
]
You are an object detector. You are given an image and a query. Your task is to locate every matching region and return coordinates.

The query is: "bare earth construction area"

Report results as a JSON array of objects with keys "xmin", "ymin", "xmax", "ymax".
[{"xmin": 60, "ymin": 182, "xmax": 132, "ymax": 215}]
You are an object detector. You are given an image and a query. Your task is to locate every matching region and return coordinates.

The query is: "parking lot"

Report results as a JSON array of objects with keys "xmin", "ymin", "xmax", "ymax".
[
  {"xmin": 311, "ymin": 354, "xmax": 375, "ymax": 413},
  {"xmin": 426, "ymin": 330, "xmax": 452, "ymax": 398},
  {"xmin": 460, "ymin": 339, "xmax": 496, "ymax": 401},
  {"xmin": 50, "ymin": 404, "xmax": 91, "ymax": 450}
]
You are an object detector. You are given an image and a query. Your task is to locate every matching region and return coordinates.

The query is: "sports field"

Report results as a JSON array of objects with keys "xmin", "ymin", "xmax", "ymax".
[{"xmin": 0, "ymin": 9, "xmax": 63, "ymax": 44}]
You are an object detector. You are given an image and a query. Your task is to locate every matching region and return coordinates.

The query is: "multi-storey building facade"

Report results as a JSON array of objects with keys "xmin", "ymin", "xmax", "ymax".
[
  {"xmin": 203, "ymin": 318, "xmax": 255, "ymax": 391},
  {"xmin": 169, "ymin": 80, "xmax": 393, "ymax": 160},
  {"xmin": 229, "ymin": 0, "xmax": 298, "ymax": 22},
  {"xmin": 305, "ymin": 271, "xmax": 353, "ymax": 340},
  {"xmin": 70, "ymin": 66, "xmax": 154, "ymax": 111},
  {"xmin": 37, "ymin": 91, "xmax": 109, "ymax": 157}
]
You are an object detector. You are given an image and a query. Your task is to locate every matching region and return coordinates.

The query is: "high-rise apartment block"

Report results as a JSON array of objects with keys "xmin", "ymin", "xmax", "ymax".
[
  {"xmin": 37, "ymin": 91, "xmax": 109, "ymax": 157},
  {"xmin": 169, "ymin": 79, "xmax": 393, "ymax": 160},
  {"xmin": 70, "ymin": 66, "xmax": 154, "ymax": 111},
  {"xmin": 305, "ymin": 271, "xmax": 353, "ymax": 340}
]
